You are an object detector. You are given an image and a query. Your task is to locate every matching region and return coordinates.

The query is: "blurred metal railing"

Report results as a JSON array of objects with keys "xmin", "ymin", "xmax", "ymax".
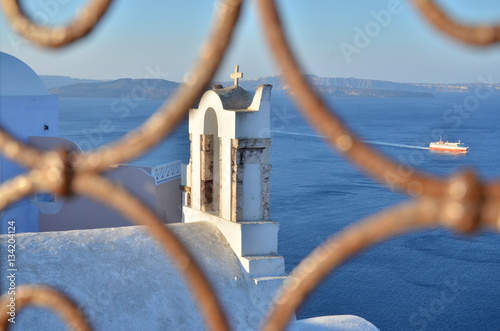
[
  {"xmin": 152, "ymin": 160, "xmax": 182, "ymax": 184},
  {"xmin": 0, "ymin": 0, "xmax": 499, "ymax": 330}
]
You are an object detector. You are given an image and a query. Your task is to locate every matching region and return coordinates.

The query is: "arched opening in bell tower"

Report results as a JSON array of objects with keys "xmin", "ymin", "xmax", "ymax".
[{"xmin": 200, "ymin": 107, "xmax": 220, "ymax": 212}]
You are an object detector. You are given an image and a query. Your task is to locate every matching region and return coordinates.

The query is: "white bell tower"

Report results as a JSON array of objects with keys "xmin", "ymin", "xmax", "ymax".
[{"xmin": 182, "ymin": 65, "xmax": 285, "ymax": 310}]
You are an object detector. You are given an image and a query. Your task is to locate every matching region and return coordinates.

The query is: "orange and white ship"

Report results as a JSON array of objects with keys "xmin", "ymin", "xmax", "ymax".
[{"xmin": 429, "ymin": 139, "xmax": 468, "ymax": 153}]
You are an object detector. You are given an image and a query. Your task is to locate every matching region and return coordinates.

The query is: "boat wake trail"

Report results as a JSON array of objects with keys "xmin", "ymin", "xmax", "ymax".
[
  {"xmin": 272, "ymin": 131, "xmax": 430, "ymax": 150},
  {"xmin": 272, "ymin": 130, "xmax": 323, "ymax": 138},
  {"xmin": 363, "ymin": 141, "xmax": 430, "ymax": 150}
]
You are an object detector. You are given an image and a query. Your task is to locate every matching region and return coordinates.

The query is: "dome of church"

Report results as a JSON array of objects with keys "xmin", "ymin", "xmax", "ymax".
[{"xmin": 0, "ymin": 52, "xmax": 48, "ymax": 96}]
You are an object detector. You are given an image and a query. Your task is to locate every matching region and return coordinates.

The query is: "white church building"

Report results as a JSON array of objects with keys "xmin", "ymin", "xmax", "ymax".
[
  {"xmin": 0, "ymin": 54, "xmax": 378, "ymax": 330},
  {"xmin": 0, "ymin": 52, "xmax": 58, "ymax": 233},
  {"xmin": 0, "ymin": 52, "xmax": 182, "ymax": 234}
]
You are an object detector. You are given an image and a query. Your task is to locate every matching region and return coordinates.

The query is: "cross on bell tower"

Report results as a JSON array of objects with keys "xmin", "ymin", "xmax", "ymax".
[{"xmin": 230, "ymin": 65, "xmax": 243, "ymax": 86}]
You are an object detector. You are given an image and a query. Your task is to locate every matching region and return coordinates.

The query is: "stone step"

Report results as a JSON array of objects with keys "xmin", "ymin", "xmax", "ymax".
[{"xmin": 242, "ymin": 254, "xmax": 285, "ymax": 277}]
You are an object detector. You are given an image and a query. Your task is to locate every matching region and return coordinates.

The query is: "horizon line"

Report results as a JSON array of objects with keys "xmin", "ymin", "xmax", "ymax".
[{"xmin": 39, "ymin": 74, "xmax": 499, "ymax": 86}]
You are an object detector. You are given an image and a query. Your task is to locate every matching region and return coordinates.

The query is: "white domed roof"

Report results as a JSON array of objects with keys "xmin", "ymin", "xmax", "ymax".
[{"xmin": 0, "ymin": 52, "xmax": 48, "ymax": 96}]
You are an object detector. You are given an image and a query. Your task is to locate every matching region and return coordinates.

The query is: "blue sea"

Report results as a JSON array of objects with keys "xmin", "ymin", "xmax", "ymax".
[{"xmin": 59, "ymin": 92, "xmax": 500, "ymax": 331}]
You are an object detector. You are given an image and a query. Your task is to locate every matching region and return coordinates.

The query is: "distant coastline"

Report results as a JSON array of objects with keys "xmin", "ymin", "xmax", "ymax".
[{"xmin": 42, "ymin": 75, "xmax": 499, "ymax": 100}]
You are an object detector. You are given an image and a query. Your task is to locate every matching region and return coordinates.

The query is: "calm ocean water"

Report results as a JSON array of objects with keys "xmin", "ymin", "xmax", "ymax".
[{"xmin": 59, "ymin": 92, "xmax": 500, "ymax": 331}]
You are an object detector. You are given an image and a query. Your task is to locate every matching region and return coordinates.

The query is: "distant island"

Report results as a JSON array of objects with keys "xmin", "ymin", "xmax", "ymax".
[
  {"xmin": 40, "ymin": 75, "xmax": 102, "ymax": 89},
  {"xmin": 48, "ymin": 78, "xmax": 179, "ymax": 100},
  {"xmin": 42, "ymin": 75, "xmax": 499, "ymax": 99}
]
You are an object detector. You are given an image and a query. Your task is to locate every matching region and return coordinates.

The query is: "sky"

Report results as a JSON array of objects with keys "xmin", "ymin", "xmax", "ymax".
[{"xmin": 0, "ymin": 0, "xmax": 499, "ymax": 83}]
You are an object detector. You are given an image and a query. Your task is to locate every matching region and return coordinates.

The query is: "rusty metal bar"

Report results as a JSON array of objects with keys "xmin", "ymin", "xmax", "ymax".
[
  {"xmin": 0, "ymin": 128, "xmax": 44, "ymax": 169},
  {"xmin": 0, "ymin": 1, "xmax": 241, "ymax": 329},
  {"xmin": 260, "ymin": 186, "xmax": 495, "ymax": 331},
  {"xmin": 255, "ymin": 1, "xmax": 496, "ymax": 329},
  {"xmin": 261, "ymin": 198, "xmax": 441, "ymax": 331},
  {"xmin": 72, "ymin": 174, "xmax": 230, "ymax": 331},
  {"xmin": 1, "ymin": 0, "xmax": 114, "ymax": 48},
  {"xmin": 256, "ymin": 0, "xmax": 446, "ymax": 198},
  {"xmin": 0, "ymin": 1, "xmax": 499, "ymax": 331},
  {"xmin": 74, "ymin": 0, "xmax": 243, "ymax": 173},
  {"xmin": 0, "ymin": 149, "xmax": 72, "ymax": 211},
  {"xmin": 0, "ymin": 285, "xmax": 92, "ymax": 331},
  {"xmin": 413, "ymin": 0, "xmax": 500, "ymax": 46},
  {"xmin": 0, "ymin": 0, "xmax": 243, "ymax": 174},
  {"xmin": 0, "ymin": 174, "xmax": 35, "ymax": 211},
  {"xmin": 481, "ymin": 182, "xmax": 500, "ymax": 231}
]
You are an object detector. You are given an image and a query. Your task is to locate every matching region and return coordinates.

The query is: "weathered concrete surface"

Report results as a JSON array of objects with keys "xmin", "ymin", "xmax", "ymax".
[{"xmin": 0, "ymin": 222, "xmax": 266, "ymax": 330}]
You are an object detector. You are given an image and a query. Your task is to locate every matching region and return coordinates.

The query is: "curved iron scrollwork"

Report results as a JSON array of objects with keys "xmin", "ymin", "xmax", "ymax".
[
  {"xmin": 1, "ymin": 0, "xmax": 499, "ymax": 330},
  {"xmin": 413, "ymin": 0, "xmax": 500, "ymax": 46},
  {"xmin": 1, "ymin": 0, "xmax": 114, "ymax": 48}
]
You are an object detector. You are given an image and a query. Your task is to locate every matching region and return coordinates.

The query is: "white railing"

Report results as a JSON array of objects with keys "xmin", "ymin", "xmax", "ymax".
[{"xmin": 151, "ymin": 160, "xmax": 182, "ymax": 184}]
